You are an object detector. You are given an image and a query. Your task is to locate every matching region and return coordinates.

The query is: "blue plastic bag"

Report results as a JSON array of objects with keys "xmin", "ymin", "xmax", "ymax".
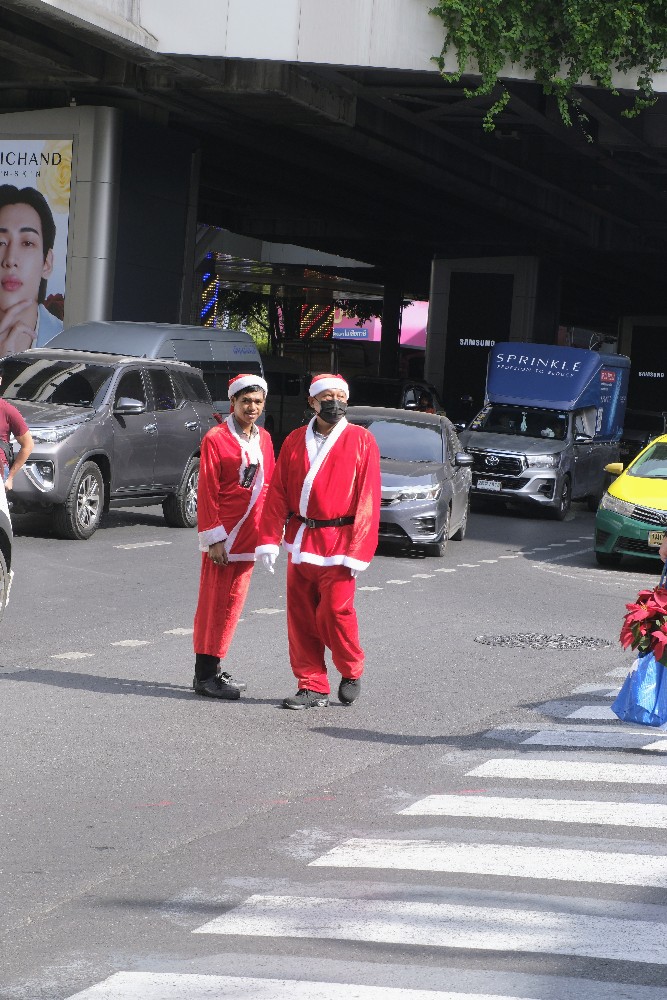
[{"xmin": 611, "ymin": 652, "xmax": 667, "ymax": 727}]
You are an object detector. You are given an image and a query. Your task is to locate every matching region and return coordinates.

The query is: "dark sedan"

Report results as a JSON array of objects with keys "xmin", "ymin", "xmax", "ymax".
[{"xmin": 346, "ymin": 406, "xmax": 473, "ymax": 556}]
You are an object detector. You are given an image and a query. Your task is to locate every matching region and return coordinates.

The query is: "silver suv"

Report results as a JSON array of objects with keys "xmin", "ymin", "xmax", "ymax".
[{"xmin": 1, "ymin": 348, "xmax": 217, "ymax": 539}]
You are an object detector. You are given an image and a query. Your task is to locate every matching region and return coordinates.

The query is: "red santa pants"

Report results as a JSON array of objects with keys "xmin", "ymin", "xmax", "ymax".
[
  {"xmin": 193, "ymin": 557, "xmax": 253, "ymax": 659},
  {"xmin": 287, "ymin": 559, "xmax": 364, "ymax": 694}
]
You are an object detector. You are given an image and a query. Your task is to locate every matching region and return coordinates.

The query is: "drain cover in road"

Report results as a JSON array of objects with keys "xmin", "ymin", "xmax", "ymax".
[{"xmin": 474, "ymin": 633, "xmax": 612, "ymax": 650}]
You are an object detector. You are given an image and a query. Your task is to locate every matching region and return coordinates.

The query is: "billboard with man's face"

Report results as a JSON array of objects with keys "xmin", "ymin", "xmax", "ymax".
[{"xmin": 0, "ymin": 138, "xmax": 72, "ymax": 357}]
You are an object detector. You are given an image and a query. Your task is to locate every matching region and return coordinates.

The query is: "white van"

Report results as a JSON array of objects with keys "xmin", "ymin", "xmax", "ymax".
[{"xmin": 46, "ymin": 322, "xmax": 264, "ymax": 413}]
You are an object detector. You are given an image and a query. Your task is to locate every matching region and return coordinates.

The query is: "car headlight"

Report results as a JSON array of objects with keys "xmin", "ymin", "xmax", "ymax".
[
  {"xmin": 599, "ymin": 493, "xmax": 636, "ymax": 517},
  {"xmin": 29, "ymin": 423, "xmax": 81, "ymax": 444},
  {"xmin": 526, "ymin": 454, "xmax": 561, "ymax": 468},
  {"xmin": 394, "ymin": 484, "xmax": 442, "ymax": 502}
]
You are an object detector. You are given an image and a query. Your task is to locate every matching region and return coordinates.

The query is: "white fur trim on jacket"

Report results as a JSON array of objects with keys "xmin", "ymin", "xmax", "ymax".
[{"xmin": 198, "ymin": 524, "xmax": 228, "ymax": 552}]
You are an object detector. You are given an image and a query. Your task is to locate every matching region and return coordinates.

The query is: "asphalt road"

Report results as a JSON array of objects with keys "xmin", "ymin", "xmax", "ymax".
[{"xmin": 1, "ymin": 502, "xmax": 666, "ymax": 1000}]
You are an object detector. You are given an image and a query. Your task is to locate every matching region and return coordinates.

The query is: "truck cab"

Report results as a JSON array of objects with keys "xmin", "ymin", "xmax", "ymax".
[{"xmin": 459, "ymin": 344, "xmax": 630, "ymax": 519}]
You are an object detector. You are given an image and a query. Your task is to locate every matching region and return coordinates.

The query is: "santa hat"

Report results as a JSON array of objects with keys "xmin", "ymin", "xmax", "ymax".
[
  {"xmin": 228, "ymin": 373, "xmax": 268, "ymax": 399},
  {"xmin": 309, "ymin": 373, "xmax": 349, "ymax": 399}
]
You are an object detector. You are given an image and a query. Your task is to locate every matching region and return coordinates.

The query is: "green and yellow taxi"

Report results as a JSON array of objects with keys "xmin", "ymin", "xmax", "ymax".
[{"xmin": 595, "ymin": 433, "xmax": 667, "ymax": 567}]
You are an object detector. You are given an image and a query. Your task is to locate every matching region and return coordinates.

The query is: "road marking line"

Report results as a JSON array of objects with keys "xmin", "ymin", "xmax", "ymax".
[
  {"xmin": 51, "ymin": 651, "xmax": 92, "ymax": 660},
  {"xmin": 549, "ymin": 543, "xmax": 567, "ymax": 547},
  {"xmin": 456, "ymin": 563, "xmax": 479, "ymax": 568},
  {"xmin": 310, "ymin": 837, "xmax": 667, "ymax": 886},
  {"xmin": 65, "ymin": 971, "xmax": 543, "ymax": 1000},
  {"xmin": 434, "ymin": 568, "xmax": 457, "ymax": 573},
  {"xmin": 521, "ymin": 730, "xmax": 667, "ymax": 752},
  {"xmin": 252, "ymin": 608, "xmax": 283, "ymax": 614},
  {"xmin": 386, "ymin": 579, "xmax": 410, "ymax": 585},
  {"xmin": 480, "ymin": 559, "xmax": 498, "ymax": 563},
  {"xmin": 110, "ymin": 639, "xmax": 150, "ymax": 647},
  {"xmin": 531, "ymin": 546, "xmax": 551, "ymax": 551},
  {"xmin": 113, "ymin": 540, "xmax": 172, "ymax": 549},
  {"xmin": 566, "ymin": 705, "xmax": 618, "ymax": 720},
  {"xmin": 399, "ymin": 794, "xmax": 667, "ymax": 827},
  {"xmin": 193, "ymin": 894, "xmax": 667, "ymax": 964},
  {"xmin": 570, "ymin": 683, "xmax": 617, "ymax": 695},
  {"xmin": 164, "ymin": 628, "xmax": 194, "ymax": 635},
  {"xmin": 412, "ymin": 573, "xmax": 434, "ymax": 578},
  {"xmin": 498, "ymin": 554, "xmax": 520, "ymax": 559},
  {"xmin": 358, "ymin": 585, "xmax": 383, "ymax": 591},
  {"xmin": 468, "ymin": 758, "xmax": 667, "ymax": 785}
]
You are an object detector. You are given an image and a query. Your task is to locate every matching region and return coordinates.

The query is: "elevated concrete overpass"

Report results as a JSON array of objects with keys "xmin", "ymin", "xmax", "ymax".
[{"xmin": 1, "ymin": 0, "xmax": 666, "ymax": 404}]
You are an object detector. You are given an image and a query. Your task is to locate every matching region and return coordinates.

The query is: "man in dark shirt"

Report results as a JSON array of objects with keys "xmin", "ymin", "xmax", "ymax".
[{"xmin": 0, "ymin": 361, "xmax": 33, "ymax": 490}]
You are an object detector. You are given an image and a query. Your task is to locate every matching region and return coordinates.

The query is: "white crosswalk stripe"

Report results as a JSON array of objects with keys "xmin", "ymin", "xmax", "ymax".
[
  {"xmin": 67, "ymin": 973, "xmax": 538, "ymax": 1000},
  {"xmin": 520, "ymin": 729, "xmax": 667, "ymax": 751},
  {"xmin": 309, "ymin": 837, "xmax": 667, "ymax": 886},
  {"xmin": 468, "ymin": 757, "xmax": 667, "ymax": 784},
  {"xmin": 193, "ymin": 893, "xmax": 667, "ymax": 965},
  {"xmin": 399, "ymin": 793, "xmax": 667, "ymax": 827}
]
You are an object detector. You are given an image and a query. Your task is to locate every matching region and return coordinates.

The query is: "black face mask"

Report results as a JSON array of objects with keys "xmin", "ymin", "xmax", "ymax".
[{"xmin": 317, "ymin": 399, "xmax": 347, "ymax": 425}]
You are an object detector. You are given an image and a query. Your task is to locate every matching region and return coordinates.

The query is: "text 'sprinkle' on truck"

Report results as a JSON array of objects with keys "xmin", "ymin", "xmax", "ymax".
[{"xmin": 459, "ymin": 343, "xmax": 630, "ymax": 520}]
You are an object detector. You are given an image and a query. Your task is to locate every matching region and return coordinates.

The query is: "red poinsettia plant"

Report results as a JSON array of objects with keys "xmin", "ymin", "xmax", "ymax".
[{"xmin": 620, "ymin": 581, "xmax": 667, "ymax": 664}]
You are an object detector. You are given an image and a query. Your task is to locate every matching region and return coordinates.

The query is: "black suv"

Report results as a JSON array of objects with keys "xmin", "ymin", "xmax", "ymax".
[{"xmin": 1, "ymin": 349, "xmax": 217, "ymax": 539}]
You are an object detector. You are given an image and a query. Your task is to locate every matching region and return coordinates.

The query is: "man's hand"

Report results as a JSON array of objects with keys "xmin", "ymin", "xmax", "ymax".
[
  {"xmin": 350, "ymin": 567, "xmax": 360, "ymax": 579},
  {"xmin": 261, "ymin": 552, "xmax": 277, "ymax": 574},
  {"xmin": 0, "ymin": 300, "xmax": 38, "ymax": 357},
  {"xmin": 208, "ymin": 540, "xmax": 228, "ymax": 566},
  {"xmin": 660, "ymin": 535, "xmax": 667, "ymax": 564}
]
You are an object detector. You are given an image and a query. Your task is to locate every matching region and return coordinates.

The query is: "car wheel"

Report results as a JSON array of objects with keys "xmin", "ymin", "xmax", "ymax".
[
  {"xmin": 0, "ymin": 547, "xmax": 8, "ymax": 622},
  {"xmin": 163, "ymin": 457, "xmax": 199, "ymax": 528},
  {"xmin": 451, "ymin": 497, "xmax": 470, "ymax": 541},
  {"xmin": 424, "ymin": 506, "xmax": 450, "ymax": 556},
  {"xmin": 550, "ymin": 476, "xmax": 571, "ymax": 521},
  {"xmin": 595, "ymin": 550, "xmax": 622, "ymax": 567},
  {"xmin": 53, "ymin": 461, "xmax": 104, "ymax": 540}
]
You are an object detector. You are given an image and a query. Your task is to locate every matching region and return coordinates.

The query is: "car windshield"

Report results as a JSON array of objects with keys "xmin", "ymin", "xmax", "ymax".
[
  {"xmin": 469, "ymin": 404, "xmax": 568, "ymax": 441},
  {"xmin": 627, "ymin": 441, "xmax": 667, "ymax": 480},
  {"xmin": 0, "ymin": 358, "xmax": 114, "ymax": 407},
  {"xmin": 354, "ymin": 417, "xmax": 444, "ymax": 463}
]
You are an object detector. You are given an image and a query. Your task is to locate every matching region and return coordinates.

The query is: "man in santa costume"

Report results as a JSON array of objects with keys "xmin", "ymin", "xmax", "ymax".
[
  {"xmin": 256, "ymin": 373, "xmax": 381, "ymax": 709},
  {"xmin": 193, "ymin": 373, "xmax": 275, "ymax": 699}
]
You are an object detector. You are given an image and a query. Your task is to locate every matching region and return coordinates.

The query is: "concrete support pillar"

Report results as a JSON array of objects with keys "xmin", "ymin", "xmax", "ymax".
[
  {"xmin": 379, "ymin": 281, "xmax": 402, "ymax": 378},
  {"xmin": 425, "ymin": 256, "xmax": 562, "ymax": 419}
]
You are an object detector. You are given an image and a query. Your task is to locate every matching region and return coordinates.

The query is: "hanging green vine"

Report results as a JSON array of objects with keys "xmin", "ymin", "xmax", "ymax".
[{"xmin": 430, "ymin": 1, "xmax": 667, "ymax": 132}]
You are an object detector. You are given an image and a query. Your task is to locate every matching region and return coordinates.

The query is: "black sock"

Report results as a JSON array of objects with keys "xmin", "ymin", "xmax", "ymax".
[{"xmin": 195, "ymin": 653, "xmax": 220, "ymax": 681}]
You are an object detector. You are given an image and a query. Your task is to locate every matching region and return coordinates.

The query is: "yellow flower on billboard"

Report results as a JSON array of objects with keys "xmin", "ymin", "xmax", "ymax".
[{"xmin": 36, "ymin": 140, "xmax": 72, "ymax": 214}]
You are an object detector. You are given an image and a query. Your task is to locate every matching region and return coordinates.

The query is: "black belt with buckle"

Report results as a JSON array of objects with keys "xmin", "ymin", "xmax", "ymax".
[{"xmin": 294, "ymin": 514, "xmax": 355, "ymax": 529}]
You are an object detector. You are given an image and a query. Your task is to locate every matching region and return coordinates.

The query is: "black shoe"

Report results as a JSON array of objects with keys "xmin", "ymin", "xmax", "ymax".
[
  {"xmin": 193, "ymin": 674, "xmax": 241, "ymax": 700},
  {"xmin": 338, "ymin": 677, "xmax": 361, "ymax": 705},
  {"xmin": 192, "ymin": 671, "xmax": 247, "ymax": 693},
  {"xmin": 282, "ymin": 689, "xmax": 329, "ymax": 710}
]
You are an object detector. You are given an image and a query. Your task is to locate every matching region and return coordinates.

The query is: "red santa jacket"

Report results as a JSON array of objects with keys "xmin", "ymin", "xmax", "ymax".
[
  {"xmin": 197, "ymin": 416, "xmax": 275, "ymax": 561},
  {"xmin": 256, "ymin": 416, "xmax": 381, "ymax": 571}
]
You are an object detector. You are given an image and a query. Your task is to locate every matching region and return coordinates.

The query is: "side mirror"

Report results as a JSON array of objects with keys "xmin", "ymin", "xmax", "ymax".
[
  {"xmin": 114, "ymin": 396, "xmax": 145, "ymax": 415},
  {"xmin": 455, "ymin": 422, "xmax": 467, "ymax": 432},
  {"xmin": 575, "ymin": 432, "xmax": 593, "ymax": 442},
  {"xmin": 604, "ymin": 462, "xmax": 624, "ymax": 475},
  {"xmin": 455, "ymin": 452, "xmax": 474, "ymax": 466}
]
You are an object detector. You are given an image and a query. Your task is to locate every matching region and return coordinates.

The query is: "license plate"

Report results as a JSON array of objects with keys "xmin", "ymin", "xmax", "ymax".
[
  {"xmin": 477, "ymin": 479, "xmax": 502, "ymax": 492},
  {"xmin": 648, "ymin": 530, "xmax": 665, "ymax": 548}
]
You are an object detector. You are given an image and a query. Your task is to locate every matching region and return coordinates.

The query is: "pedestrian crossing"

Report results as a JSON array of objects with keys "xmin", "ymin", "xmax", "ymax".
[{"xmin": 65, "ymin": 661, "xmax": 667, "ymax": 1000}]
